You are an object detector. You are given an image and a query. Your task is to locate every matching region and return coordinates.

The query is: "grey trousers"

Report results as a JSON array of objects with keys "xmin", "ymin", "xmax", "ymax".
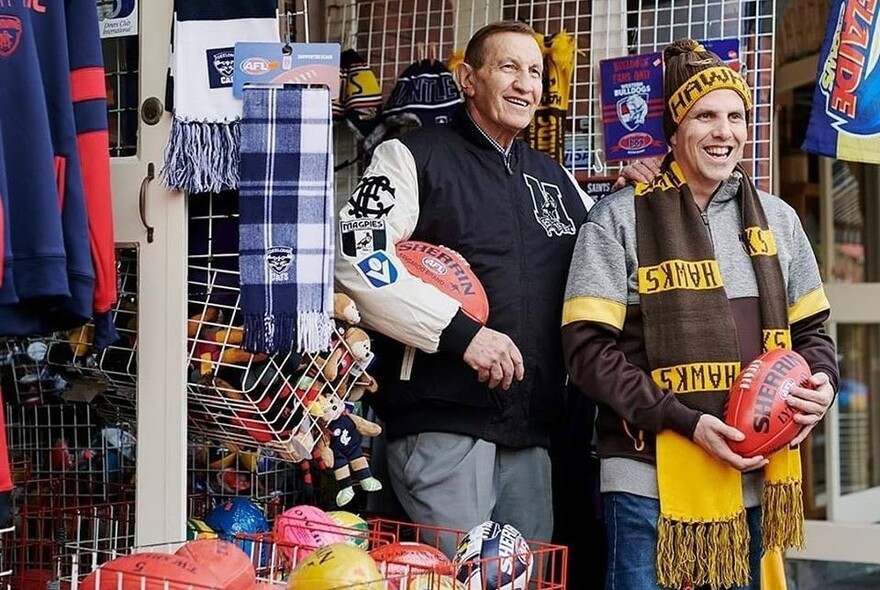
[{"xmin": 386, "ymin": 432, "xmax": 553, "ymax": 558}]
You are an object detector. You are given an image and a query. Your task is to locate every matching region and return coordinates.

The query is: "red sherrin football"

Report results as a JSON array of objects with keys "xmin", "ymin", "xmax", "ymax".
[
  {"xmin": 395, "ymin": 241, "xmax": 489, "ymax": 324},
  {"xmin": 370, "ymin": 541, "xmax": 453, "ymax": 589},
  {"xmin": 724, "ymin": 349, "xmax": 810, "ymax": 458}
]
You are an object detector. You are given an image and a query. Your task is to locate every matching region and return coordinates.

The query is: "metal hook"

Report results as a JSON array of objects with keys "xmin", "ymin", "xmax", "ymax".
[{"xmin": 283, "ymin": 4, "xmax": 295, "ymax": 47}]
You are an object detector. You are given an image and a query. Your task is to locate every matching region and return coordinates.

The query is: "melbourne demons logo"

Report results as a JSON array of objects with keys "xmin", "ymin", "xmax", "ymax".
[
  {"xmin": 346, "ymin": 175, "xmax": 396, "ymax": 219},
  {"xmin": 0, "ymin": 16, "xmax": 22, "ymax": 58},
  {"xmin": 522, "ymin": 174, "xmax": 576, "ymax": 237}
]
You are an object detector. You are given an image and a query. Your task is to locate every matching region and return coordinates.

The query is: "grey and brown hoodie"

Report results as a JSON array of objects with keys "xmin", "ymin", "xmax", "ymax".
[{"xmin": 561, "ymin": 174, "xmax": 839, "ymax": 503}]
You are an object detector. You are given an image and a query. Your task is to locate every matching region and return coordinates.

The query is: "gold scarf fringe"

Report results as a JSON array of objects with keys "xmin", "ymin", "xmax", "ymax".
[
  {"xmin": 761, "ymin": 479, "xmax": 805, "ymax": 551},
  {"xmin": 656, "ymin": 510, "xmax": 750, "ymax": 590}
]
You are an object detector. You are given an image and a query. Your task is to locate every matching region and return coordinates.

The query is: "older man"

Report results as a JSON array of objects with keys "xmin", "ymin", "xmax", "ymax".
[{"xmin": 335, "ymin": 21, "xmax": 592, "ymax": 555}]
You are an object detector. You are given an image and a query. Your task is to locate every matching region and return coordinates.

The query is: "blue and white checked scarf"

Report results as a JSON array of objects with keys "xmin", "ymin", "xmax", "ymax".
[{"xmin": 239, "ymin": 86, "xmax": 334, "ymax": 355}]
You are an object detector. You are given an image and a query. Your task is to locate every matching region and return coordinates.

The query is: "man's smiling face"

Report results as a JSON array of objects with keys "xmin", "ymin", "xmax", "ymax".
[
  {"xmin": 458, "ymin": 31, "xmax": 544, "ymax": 147},
  {"xmin": 670, "ymin": 88, "xmax": 748, "ymax": 197}
]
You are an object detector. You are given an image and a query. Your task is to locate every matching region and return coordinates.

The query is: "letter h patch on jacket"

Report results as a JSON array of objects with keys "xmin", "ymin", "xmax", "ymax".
[{"xmin": 523, "ymin": 174, "xmax": 576, "ymax": 237}]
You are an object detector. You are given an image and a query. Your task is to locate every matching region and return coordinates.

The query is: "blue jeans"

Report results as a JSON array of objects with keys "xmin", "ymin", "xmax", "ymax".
[{"xmin": 604, "ymin": 492, "xmax": 762, "ymax": 590}]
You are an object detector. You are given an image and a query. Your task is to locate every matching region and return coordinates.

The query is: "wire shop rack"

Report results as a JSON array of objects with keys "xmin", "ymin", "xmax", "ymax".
[
  {"xmin": 187, "ymin": 193, "xmax": 373, "ymax": 460},
  {"xmin": 43, "ymin": 247, "xmax": 139, "ymax": 425},
  {"xmin": 0, "ymin": 524, "xmax": 12, "ymax": 587},
  {"xmin": 52, "ymin": 512, "xmax": 567, "ymax": 589},
  {"xmin": 5, "ymin": 493, "xmax": 134, "ymax": 588}
]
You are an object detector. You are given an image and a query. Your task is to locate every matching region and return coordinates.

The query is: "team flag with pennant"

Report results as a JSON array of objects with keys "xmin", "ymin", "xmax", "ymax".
[{"xmin": 802, "ymin": 0, "xmax": 880, "ymax": 163}]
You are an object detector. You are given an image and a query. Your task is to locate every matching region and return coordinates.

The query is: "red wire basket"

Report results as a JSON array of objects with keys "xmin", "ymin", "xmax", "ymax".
[{"xmin": 54, "ymin": 514, "xmax": 567, "ymax": 590}]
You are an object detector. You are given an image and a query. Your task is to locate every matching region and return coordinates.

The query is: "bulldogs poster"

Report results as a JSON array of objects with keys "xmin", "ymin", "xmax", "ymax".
[
  {"xmin": 599, "ymin": 52, "xmax": 666, "ymax": 162},
  {"xmin": 803, "ymin": 0, "xmax": 880, "ymax": 163}
]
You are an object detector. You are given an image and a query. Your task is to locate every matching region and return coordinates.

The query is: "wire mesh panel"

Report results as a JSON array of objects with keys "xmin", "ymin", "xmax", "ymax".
[
  {"xmin": 0, "ymin": 525, "xmax": 11, "ymax": 586},
  {"xmin": 6, "ymin": 489, "xmax": 134, "ymax": 578},
  {"xmin": 327, "ymin": 0, "xmax": 775, "ymax": 193},
  {"xmin": 624, "ymin": 0, "xmax": 775, "ymax": 190},
  {"xmin": 102, "ymin": 37, "xmax": 139, "ymax": 158},
  {"xmin": 0, "ymin": 340, "xmax": 69, "ymax": 407},
  {"xmin": 187, "ymin": 443, "xmax": 307, "ymax": 519},
  {"xmin": 35, "ymin": 247, "xmax": 140, "ymax": 427},
  {"xmin": 3, "ymin": 403, "xmax": 135, "ymax": 484},
  {"xmin": 187, "ymin": 195, "xmax": 374, "ymax": 459}
]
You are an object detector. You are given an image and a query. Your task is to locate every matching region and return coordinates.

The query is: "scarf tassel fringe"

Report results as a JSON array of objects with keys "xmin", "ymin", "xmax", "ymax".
[
  {"xmin": 242, "ymin": 313, "xmax": 296, "ymax": 356},
  {"xmin": 162, "ymin": 118, "xmax": 241, "ymax": 194},
  {"xmin": 657, "ymin": 511, "xmax": 751, "ymax": 590},
  {"xmin": 762, "ymin": 479, "xmax": 805, "ymax": 551},
  {"xmin": 298, "ymin": 311, "xmax": 332, "ymax": 355}
]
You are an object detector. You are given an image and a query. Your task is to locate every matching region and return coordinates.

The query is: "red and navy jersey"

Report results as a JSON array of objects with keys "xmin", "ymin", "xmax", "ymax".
[
  {"xmin": 0, "ymin": 2, "xmax": 116, "ymax": 335},
  {"xmin": 0, "ymin": 5, "xmax": 71, "ymax": 316},
  {"xmin": 0, "ymin": 121, "xmax": 13, "ymax": 299},
  {"xmin": 67, "ymin": 0, "xmax": 116, "ymax": 314},
  {"xmin": 29, "ymin": 1, "xmax": 96, "ymax": 330}
]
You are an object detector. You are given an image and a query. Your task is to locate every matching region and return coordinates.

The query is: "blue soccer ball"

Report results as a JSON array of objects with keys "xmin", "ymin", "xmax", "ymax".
[{"xmin": 204, "ymin": 497, "xmax": 269, "ymax": 561}]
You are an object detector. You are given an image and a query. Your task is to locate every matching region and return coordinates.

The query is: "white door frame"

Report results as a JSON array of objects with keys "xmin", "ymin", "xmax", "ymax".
[{"xmin": 112, "ymin": 0, "xmax": 188, "ymax": 545}]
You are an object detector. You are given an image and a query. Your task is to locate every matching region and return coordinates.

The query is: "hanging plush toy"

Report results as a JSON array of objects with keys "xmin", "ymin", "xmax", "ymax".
[
  {"xmin": 316, "ymin": 395, "xmax": 383, "ymax": 507},
  {"xmin": 332, "ymin": 292, "xmax": 361, "ymax": 326},
  {"xmin": 319, "ymin": 326, "xmax": 378, "ymax": 397}
]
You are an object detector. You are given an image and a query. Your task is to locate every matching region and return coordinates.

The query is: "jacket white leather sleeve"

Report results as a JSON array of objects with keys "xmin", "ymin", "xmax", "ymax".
[{"xmin": 334, "ymin": 139, "xmax": 462, "ymax": 353}]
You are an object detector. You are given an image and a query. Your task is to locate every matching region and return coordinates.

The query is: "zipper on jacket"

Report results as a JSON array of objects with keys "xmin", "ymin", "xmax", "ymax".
[
  {"xmin": 508, "ymin": 159, "xmax": 528, "ymax": 372},
  {"xmin": 503, "ymin": 152, "xmax": 513, "ymax": 175},
  {"xmin": 700, "ymin": 210, "xmax": 714, "ymax": 247}
]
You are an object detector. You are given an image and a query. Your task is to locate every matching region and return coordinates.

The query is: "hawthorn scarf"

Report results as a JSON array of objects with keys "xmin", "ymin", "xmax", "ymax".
[
  {"xmin": 525, "ymin": 30, "xmax": 576, "ymax": 163},
  {"xmin": 238, "ymin": 86, "xmax": 334, "ymax": 355},
  {"xmin": 162, "ymin": 0, "xmax": 279, "ymax": 194},
  {"xmin": 635, "ymin": 159, "xmax": 803, "ymax": 589}
]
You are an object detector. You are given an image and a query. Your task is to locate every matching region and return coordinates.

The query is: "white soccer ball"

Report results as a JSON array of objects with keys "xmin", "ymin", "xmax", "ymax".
[{"xmin": 453, "ymin": 521, "xmax": 533, "ymax": 590}]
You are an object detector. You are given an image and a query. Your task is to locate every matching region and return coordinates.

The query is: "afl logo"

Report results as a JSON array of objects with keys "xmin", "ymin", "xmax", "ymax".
[
  {"xmin": 618, "ymin": 132, "xmax": 652, "ymax": 151},
  {"xmin": 779, "ymin": 378, "xmax": 796, "ymax": 400},
  {"xmin": 422, "ymin": 256, "xmax": 447, "ymax": 275},
  {"xmin": 240, "ymin": 57, "xmax": 277, "ymax": 75},
  {"xmin": 0, "ymin": 16, "xmax": 23, "ymax": 58}
]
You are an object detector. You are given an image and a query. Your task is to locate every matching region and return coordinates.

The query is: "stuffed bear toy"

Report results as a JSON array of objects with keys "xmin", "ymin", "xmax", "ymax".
[
  {"xmin": 333, "ymin": 292, "xmax": 361, "ymax": 325},
  {"xmin": 319, "ymin": 327, "xmax": 378, "ymax": 399},
  {"xmin": 316, "ymin": 394, "xmax": 383, "ymax": 506}
]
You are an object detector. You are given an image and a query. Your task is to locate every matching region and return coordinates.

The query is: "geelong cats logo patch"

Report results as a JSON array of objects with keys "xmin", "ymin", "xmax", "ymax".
[{"xmin": 266, "ymin": 246, "xmax": 294, "ymax": 280}]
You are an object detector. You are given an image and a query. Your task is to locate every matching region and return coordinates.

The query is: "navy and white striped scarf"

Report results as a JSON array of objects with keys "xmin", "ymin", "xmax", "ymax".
[
  {"xmin": 162, "ymin": 0, "xmax": 279, "ymax": 194},
  {"xmin": 239, "ymin": 86, "xmax": 334, "ymax": 355}
]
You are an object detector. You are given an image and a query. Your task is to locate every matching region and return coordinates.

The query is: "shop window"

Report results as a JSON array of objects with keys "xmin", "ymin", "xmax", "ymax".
[
  {"xmin": 102, "ymin": 36, "xmax": 139, "ymax": 157},
  {"xmin": 835, "ymin": 324, "xmax": 880, "ymax": 494}
]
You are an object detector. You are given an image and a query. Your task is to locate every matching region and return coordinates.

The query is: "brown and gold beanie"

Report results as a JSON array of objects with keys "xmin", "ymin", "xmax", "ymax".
[{"xmin": 662, "ymin": 38, "xmax": 752, "ymax": 140}]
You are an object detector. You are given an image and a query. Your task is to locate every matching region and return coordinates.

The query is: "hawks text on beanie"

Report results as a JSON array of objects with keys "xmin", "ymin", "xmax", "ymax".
[{"xmin": 662, "ymin": 38, "xmax": 752, "ymax": 140}]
